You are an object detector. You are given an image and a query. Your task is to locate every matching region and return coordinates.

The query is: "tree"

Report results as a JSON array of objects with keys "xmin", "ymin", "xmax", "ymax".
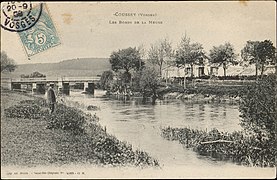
[
  {"xmin": 21, "ymin": 71, "xmax": 46, "ymax": 78},
  {"xmin": 100, "ymin": 70, "xmax": 114, "ymax": 90},
  {"xmin": 241, "ymin": 41, "xmax": 259, "ymax": 77},
  {"xmin": 209, "ymin": 42, "xmax": 238, "ymax": 77},
  {"xmin": 109, "ymin": 47, "xmax": 144, "ymax": 84},
  {"xmin": 241, "ymin": 40, "xmax": 275, "ymax": 78},
  {"xmin": 239, "ymin": 74, "xmax": 276, "ymax": 140},
  {"xmin": 1, "ymin": 51, "xmax": 17, "ymax": 73},
  {"xmin": 175, "ymin": 35, "xmax": 206, "ymax": 78},
  {"xmin": 133, "ymin": 67, "xmax": 161, "ymax": 105},
  {"xmin": 257, "ymin": 40, "xmax": 276, "ymax": 76},
  {"xmin": 148, "ymin": 38, "xmax": 173, "ymax": 76}
]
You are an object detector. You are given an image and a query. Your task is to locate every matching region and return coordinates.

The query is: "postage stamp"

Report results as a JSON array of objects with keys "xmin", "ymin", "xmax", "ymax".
[{"xmin": 16, "ymin": 3, "xmax": 61, "ymax": 57}]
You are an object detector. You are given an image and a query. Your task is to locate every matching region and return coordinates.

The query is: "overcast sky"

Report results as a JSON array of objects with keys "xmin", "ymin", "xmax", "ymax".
[{"xmin": 1, "ymin": 1, "xmax": 276, "ymax": 64}]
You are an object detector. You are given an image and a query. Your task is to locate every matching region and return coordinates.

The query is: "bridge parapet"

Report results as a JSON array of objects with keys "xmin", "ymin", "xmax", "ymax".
[
  {"xmin": 61, "ymin": 76, "xmax": 101, "ymax": 82},
  {"xmin": 1, "ymin": 76, "xmax": 100, "ymax": 92},
  {"xmin": 11, "ymin": 77, "xmax": 49, "ymax": 83},
  {"xmin": 6, "ymin": 76, "xmax": 100, "ymax": 83}
]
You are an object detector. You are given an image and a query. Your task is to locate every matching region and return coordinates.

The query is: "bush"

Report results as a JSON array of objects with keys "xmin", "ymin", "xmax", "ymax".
[
  {"xmin": 4, "ymin": 96, "xmax": 160, "ymax": 167},
  {"xmin": 19, "ymin": 98, "xmax": 48, "ymax": 107},
  {"xmin": 92, "ymin": 135, "xmax": 133, "ymax": 165},
  {"xmin": 162, "ymin": 126, "xmax": 276, "ymax": 167},
  {"xmin": 4, "ymin": 100, "xmax": 47, "ymax": 119},
  {"xmin": 87, "ymin": 105, "xmax": 100, "ymax": 111},
  {"xmin": 46, "ymin": 104, "xmax": 86, "ymax": 134},
  {"xmin": 239, "ymin": 74, "xmax": 276, "ymax": 138},
  {"xmin": 100, "ymin": 70, "xmax": 114, "ymax": 90}
]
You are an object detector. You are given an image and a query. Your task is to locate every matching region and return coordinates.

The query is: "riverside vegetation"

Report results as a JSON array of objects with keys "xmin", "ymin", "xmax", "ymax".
[
  {"xmin": 2, "ymin": 91, "xmax": 159, "ymax": 167},
  {"xmin": 162, "ymin": 74, "xmax": 276, "ymax": 167},
  {"xmin": 162, "ymin": 127, "xmax": 275, "ymax": 167}
]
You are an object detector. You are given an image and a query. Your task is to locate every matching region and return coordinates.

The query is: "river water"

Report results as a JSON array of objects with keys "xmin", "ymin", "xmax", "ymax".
[{"xmin": 61, "ymin": 90, "xmax": 275, "ymax": 178}]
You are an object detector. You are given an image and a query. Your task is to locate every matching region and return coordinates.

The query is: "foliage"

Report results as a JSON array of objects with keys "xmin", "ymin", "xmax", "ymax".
[
  {"xmin": 175, "ymin": 35, "xmax": 206, "ymax": 77},
  {"xmin": 162, "ymin": 126, "xmax": 276, "ymax": 167},
  {"xmin": 4, "ymin": 100, "xmax": 47, "ymax": 119},
  {"xmin": 239, "ymin": 74, "xmax": 276, "ymax": 139},
  {"xmin": 100, "ymin": 70, "xmax": 114, "ymax": 90},
  {"xmin": 1, "ymin": 51, "xmax": 17, "ymax": 73},
  {"xmin": 120, "ymin": 71, "xmax": 132, "ymax": 84},
  {"xmin": 20, "ymin": 71, "xmax": 46, "ymax": 78},
  {"xmin": 46, "ymin": 104, "xmax": 86, "ymax": 134},
  {"xmin": 209, "ymin": 42, "xmax": 238, "ymax": 77},
  {"xmin": 92, "ymin": 134, "xmax": 159, "ymax": 166},
  {"xmin": 241, "ymin": 40, "xmax": 276, "ymax": 77},
  {"xmin": 4, "ymin": 99, "xmax": 86, "ymax": 134},
  {"xmin": 87, "ymin": 105, "xmax": 100, "ymax": 111},
  {"xmin": 148, "ymin": 37, "xmax": 173, "ymax": 76},
  {"xmin": 3, "ymin": 93, "xmax": 159, "ymax": 167},
  {"xmin": 109, "ymin": 47, "xmax": 144, "ymax": 73},
  {"xmin": 133, "ymin": 67, "xmax": 162, "ymax": 104}
]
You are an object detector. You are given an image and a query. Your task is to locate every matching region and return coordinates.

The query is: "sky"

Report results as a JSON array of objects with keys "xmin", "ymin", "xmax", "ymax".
[{"xmin": 1, "ymin": 1, "xmax": 276, "ymax": 64}]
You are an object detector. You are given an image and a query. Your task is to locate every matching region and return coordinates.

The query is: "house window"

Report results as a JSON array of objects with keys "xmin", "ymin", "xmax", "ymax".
[{"xmin": 198, "ymin": 67, "xmax": 205, "ymax": 77}]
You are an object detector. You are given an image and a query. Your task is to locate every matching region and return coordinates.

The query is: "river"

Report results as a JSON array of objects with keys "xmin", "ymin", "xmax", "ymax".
[{"xmin": 60, "ymin": 90, "xmax": 275, "ymax": 178}]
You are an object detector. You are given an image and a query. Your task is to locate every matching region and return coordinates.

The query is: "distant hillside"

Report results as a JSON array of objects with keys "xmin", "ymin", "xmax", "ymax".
[{"xmin": 2, "ymin": 58, "xmax": 111, "ymax": 78}]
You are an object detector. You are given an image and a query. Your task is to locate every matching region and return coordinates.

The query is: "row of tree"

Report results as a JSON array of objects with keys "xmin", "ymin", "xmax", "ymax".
[
  {"xmin": 108, "ymin": 36, "xmax": 276, "ymax": 82},
  {"xmin": 103, "ymin": 36, "xmax": 276, "ymax": 103}
]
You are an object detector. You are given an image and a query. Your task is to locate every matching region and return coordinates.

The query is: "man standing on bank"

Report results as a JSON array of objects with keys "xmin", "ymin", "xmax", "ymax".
[{"xmin": 47, "ymin": 84, "xmax": 56, "ymax": 114}]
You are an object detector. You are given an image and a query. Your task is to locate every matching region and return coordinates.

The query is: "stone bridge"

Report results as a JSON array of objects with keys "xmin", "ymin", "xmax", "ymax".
[{"xmin": 1, "ymin": 76, "xmax": 101, "ymax": 95}]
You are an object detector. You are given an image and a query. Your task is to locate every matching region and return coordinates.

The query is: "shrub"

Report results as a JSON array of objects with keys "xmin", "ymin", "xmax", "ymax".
[
  {"xmin": 239, "ymin": 74, "xmax": 276, "ymax": 139},
  {"xmin": 46, "ymin": 104, "xmax": 86, "ymax": 134},
  {"xmin": 4, "ymin": 96, "xmax": 160, "ymax": 167},
  {"xmin": 162, "ymin": 126, "xmax": 276, "ymax": 167},
  {"xmin": 4, "ymin": 100, "xmax": 47, "ymax": 119},
  {"xmin": 19, "ymin": 98, "xmax": 48, "ymax": 107},
  {"xmin": 87, "ymin": 105, "xmax": 100, "ymax": 111}
]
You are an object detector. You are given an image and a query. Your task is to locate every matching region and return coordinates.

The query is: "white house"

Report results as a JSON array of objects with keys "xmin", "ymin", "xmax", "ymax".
[{"xmin": 162, "ymin": 63, "xmax": 276, "ymax": 78}]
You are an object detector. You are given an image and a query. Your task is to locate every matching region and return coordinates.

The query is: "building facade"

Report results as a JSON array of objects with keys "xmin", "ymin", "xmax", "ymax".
[{"xmin": 162, "ymin": 64, "xmax": 275, "ymax": 78}]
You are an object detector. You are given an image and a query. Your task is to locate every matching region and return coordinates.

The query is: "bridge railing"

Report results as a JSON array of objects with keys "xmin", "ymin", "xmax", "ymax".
[
  {"xmin": 61, "ymin": 77, "xmax": 101, "ymax": 81},
  {"xmin": 11, "ymin": 77, "xmax": 50, "ymax": 82},
  {"xmin": 5, "ymin": 76, "xmax": 101, "ymax": 83}
]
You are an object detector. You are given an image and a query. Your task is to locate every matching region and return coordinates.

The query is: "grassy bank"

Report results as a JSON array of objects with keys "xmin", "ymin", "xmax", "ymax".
[
  {"xmin": 1, "ymin": 90, "xmax": 159, "ymax": 167},
  {"xmin": 162, "ymin": 84, "xmax": 247, "ymax": 99},
  {"xmin": 162, "ymin": 126, "xmax": 275, "ymax": 167}
]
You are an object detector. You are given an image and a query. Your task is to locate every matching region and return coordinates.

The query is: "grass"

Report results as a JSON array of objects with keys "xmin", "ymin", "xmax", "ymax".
[
  {"xmin": 1, "ymin": 90, "xmax": 159, "ymax": 167},
  {"xmin": 161, "ymin": 126, "xmax": 276, "ymax": 167}
]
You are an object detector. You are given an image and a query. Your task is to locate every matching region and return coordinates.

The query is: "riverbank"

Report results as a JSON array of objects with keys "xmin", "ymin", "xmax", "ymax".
[
  {"xmin": 2, "ymin": 90, "xmax": 275, "ymax": 178},
  {"xmin": 162, "ymin": 126, "xmax": 276, "ymax": 167},
  {"xmin": 106, "ymin": 83, "xmax": 246, "ymax": 104},
  {"xmin": 162, "ymin": 84, "xmax": 245, "ymax": 103},
  {"xmin": 1, "ymin": 90, "xmax": 159, "ymax": 167}
]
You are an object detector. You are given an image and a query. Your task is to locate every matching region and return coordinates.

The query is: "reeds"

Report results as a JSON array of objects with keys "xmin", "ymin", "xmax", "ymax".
[{"xmin": 162, "ymin": 126, "xmax": 276, "ymax": 167}]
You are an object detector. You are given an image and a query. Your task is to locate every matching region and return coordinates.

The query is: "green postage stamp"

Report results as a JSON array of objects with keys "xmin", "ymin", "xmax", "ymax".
[{"xmin": 17, "ymin": 3, "xmax": 61, "ymax": 57}]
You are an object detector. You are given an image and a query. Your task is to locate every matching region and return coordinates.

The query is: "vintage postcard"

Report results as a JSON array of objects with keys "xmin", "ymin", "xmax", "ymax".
[{"xmin": 1, "ymin": 1, "xmax": 276, "ymax": 179}]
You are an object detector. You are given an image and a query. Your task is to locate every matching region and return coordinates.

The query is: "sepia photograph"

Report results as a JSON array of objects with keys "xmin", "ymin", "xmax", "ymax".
[{"xmin": 1, "ymin": 1, "xmax": 276, "ymax": 179}]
